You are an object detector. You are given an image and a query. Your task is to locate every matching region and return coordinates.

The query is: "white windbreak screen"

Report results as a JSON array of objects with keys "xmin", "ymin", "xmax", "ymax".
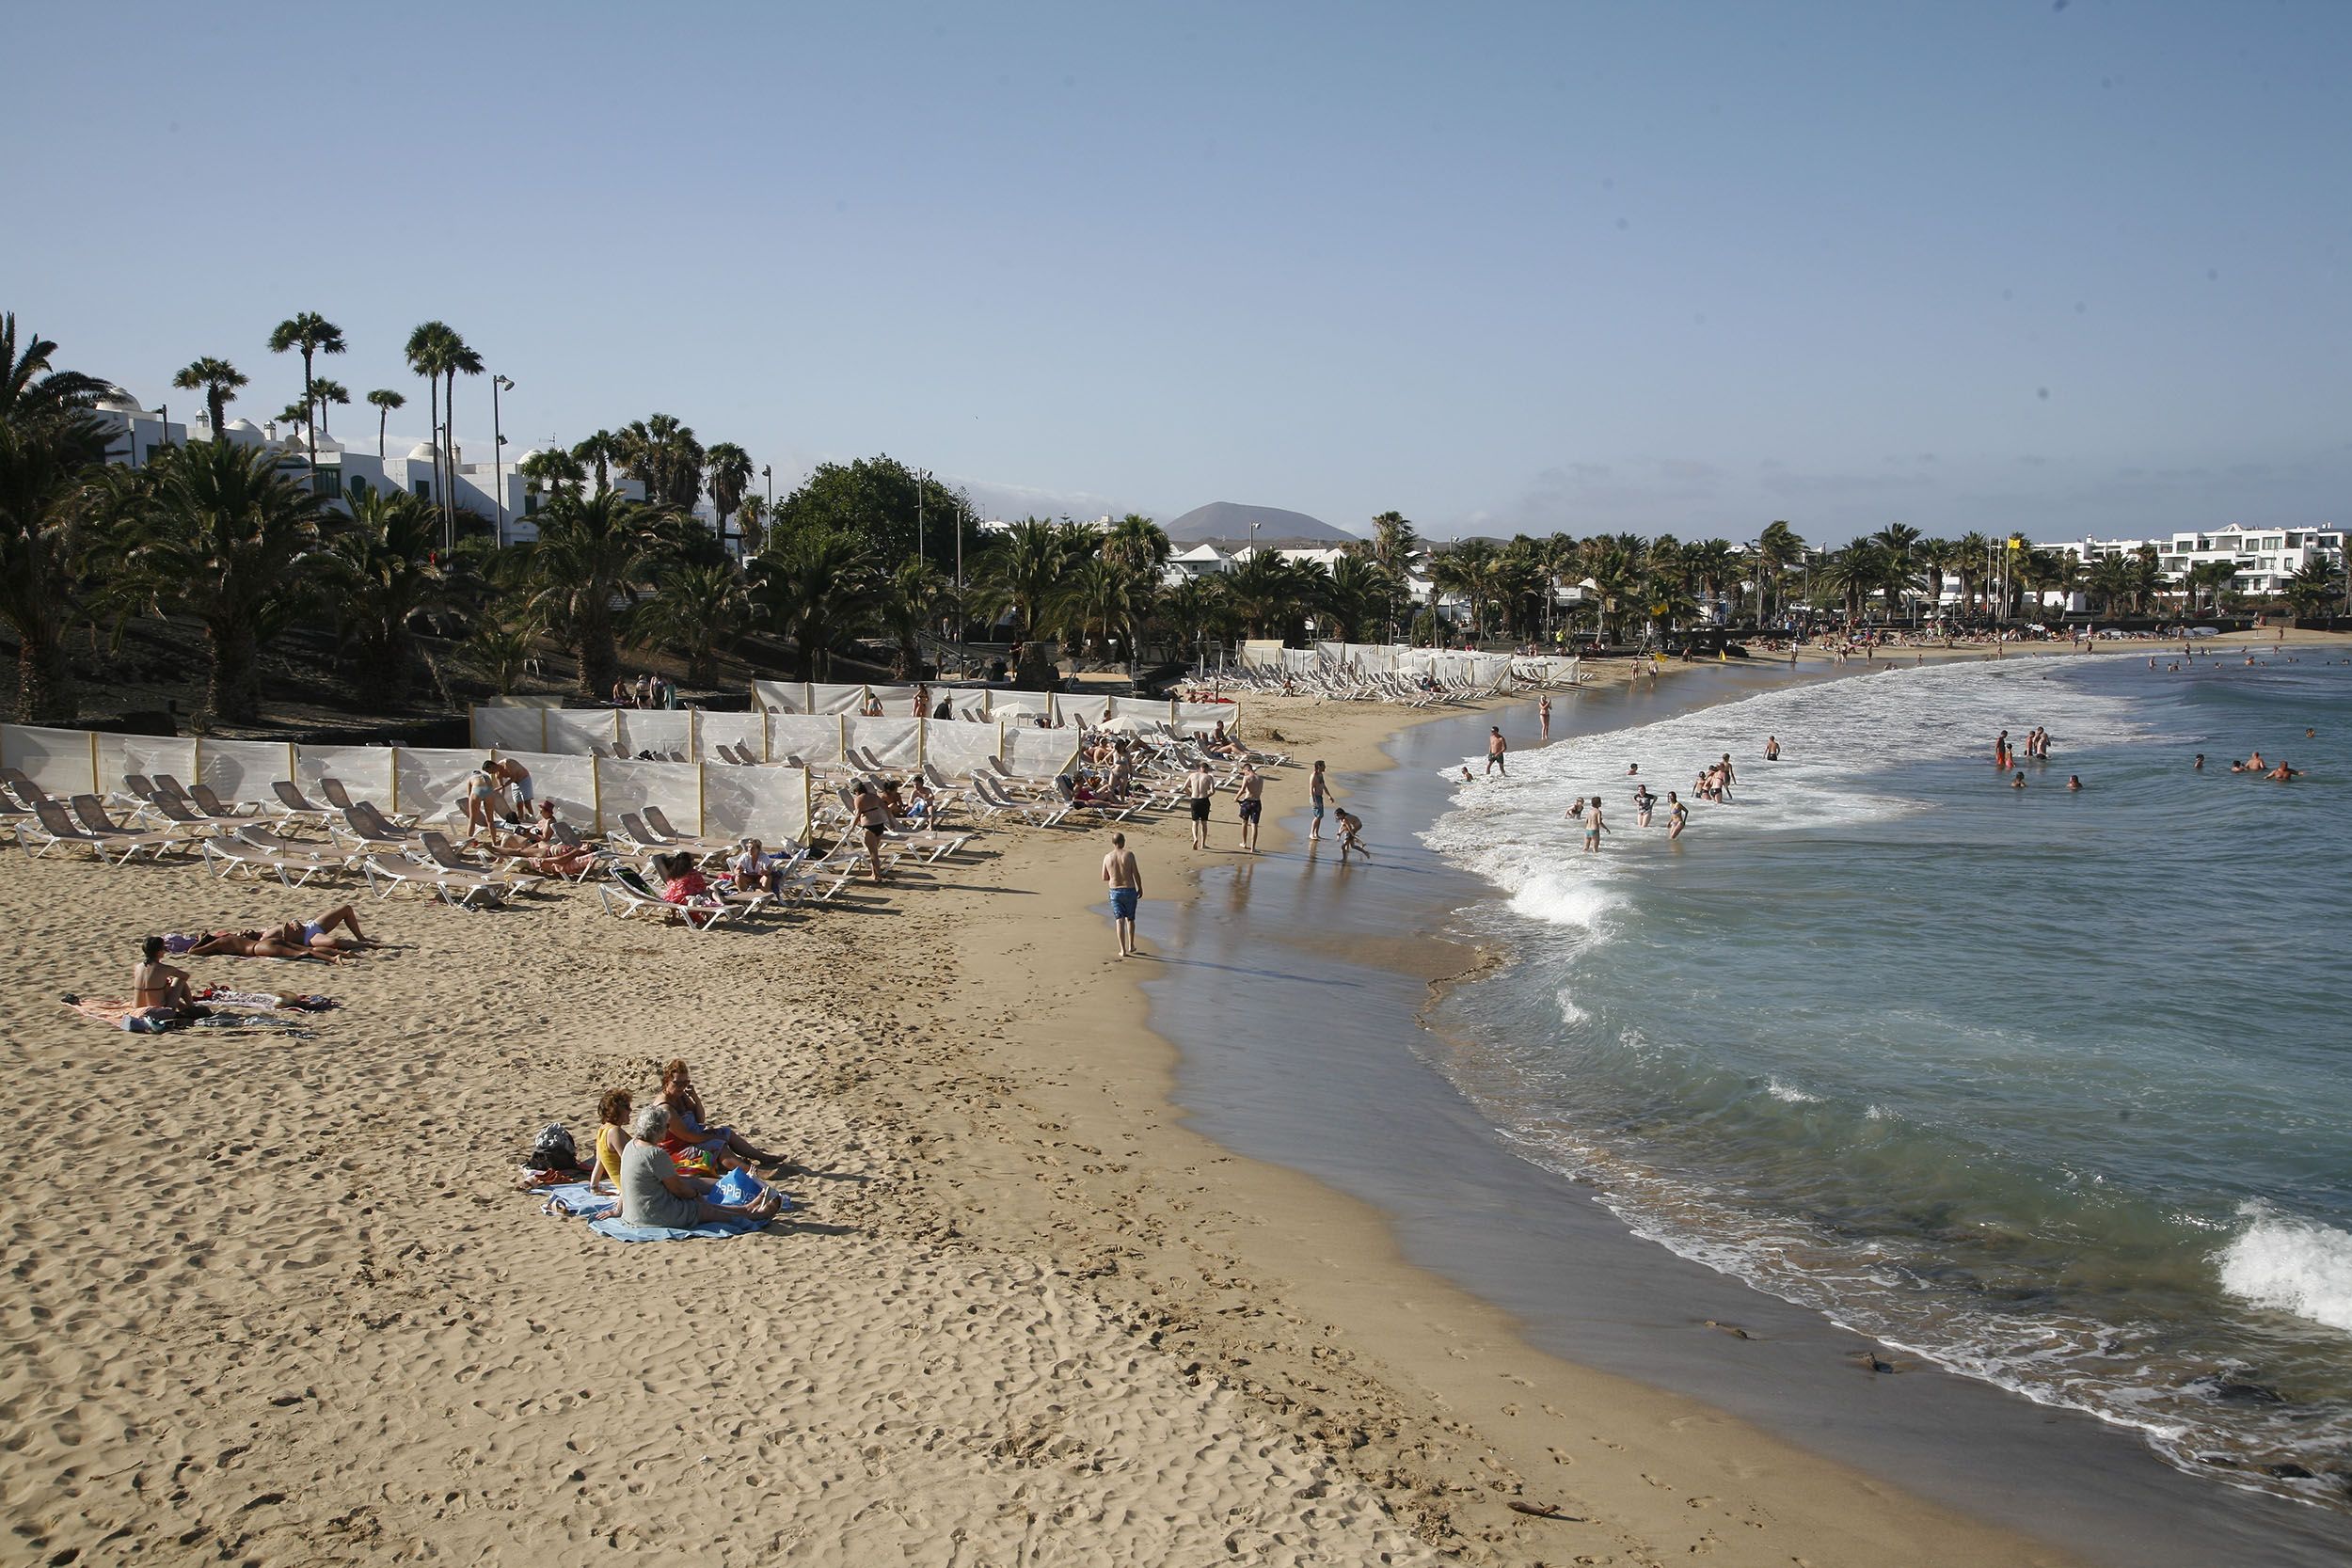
[
  {"xmin": 921, "ymin": 723, "xmax": 1000, "ymax": 781},
  {"xmin": 616, "ymin": 711, "xmax": 692, "ymax": 759},
  {"xmin": 97, "ymin": 735, "xmax": 198, "ymax": 796},
  {"xmin": 1173, "ymin": 701, "xmax": 1243, "ymax": 733},
  {"xmin": 294, "ymin": 744, "xmax": 394, "ymax": 808},
  {"xmin": 948, "ymin": 692, "xmax": 993, "ymax": 721},
  {"xmin": 474, "ymin": 705, "xmax": 547, "ymax": 752},
  {"xmin": 594, "ymin": 757, "xmax": 704, "ymax": 836},
  {"xmin": 1004, "ymin": 729, "xmax": 1078, "ymax": 778},
  {"xmin": 806, "ymin": 682, "xmax": 868, "ymax": 715},
  {"xmin": 863, "ymin": 685, "xmax": 919, "ymax": 715},
  {"xmin": 752, "ymin": 679, "xmax": 809, "ymax": 713},
  {"xmin": 0, "ymin": 725, "xmax": 97, "ymax": 798},
  {"xmin": 395, "ymin": 748, "xmax": 487, "ymax": 827},
  {"xmin": 847, "ymin": 718, "xmax": 922, "ymax": 771},
  {"xmin": 199, "ymin": 739, "xmax": 295, "ymax": 806},
  {"xmin": 766, "ymin": 714, "xmax": 846, "ymax": 769},
  {"xmin": 488, "ymin": 750, "xmax": 596, "ymax": 830},
  {"xmin": 697, "ymin": 711, "xmax": 765, "ymax": 761},
  {"xmin": 546, "ymin": 709, "xmax": 621, "ymax": 757},
  {"xmin": 701, "ymin": 763, "xmax": 809, "ymax": 846},
  {"xmin": 1056, "ymin": 694, "xmax": 1112, "ymax": 726}
]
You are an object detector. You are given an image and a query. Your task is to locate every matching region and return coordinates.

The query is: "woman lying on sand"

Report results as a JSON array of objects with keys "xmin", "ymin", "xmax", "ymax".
[
  {"xmin": 622, "ymin": 1103, "xmax": 783, "ymax": 1227},
  {"xmin": 187, "ymin": 906, "xmax": 373, "ymax": 961}
]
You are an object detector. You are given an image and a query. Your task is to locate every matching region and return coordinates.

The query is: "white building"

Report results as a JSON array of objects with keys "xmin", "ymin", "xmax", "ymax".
[{"xmin": 2055, "ymin": 524, "xmax": 2344, "ymax": 598}]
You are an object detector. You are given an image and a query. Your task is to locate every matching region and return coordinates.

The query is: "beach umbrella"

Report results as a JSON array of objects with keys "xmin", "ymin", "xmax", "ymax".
[
  {"xmin": 990, "ymin": 700, "xmax": 1041, "ymax": 721},
  {"xmin": 1098, "ymin": 714, "xmax": 1157, "ymax": 735}
]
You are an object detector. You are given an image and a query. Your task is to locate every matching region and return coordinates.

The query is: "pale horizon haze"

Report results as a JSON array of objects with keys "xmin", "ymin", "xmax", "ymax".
[{"xmin": 7, "ymin": 1, "xmax": 2347, "ymax": 546}]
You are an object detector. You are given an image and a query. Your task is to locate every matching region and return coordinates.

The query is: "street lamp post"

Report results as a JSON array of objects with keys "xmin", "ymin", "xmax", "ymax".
[
  {"xmin": 916, "ymin": 467, "xmax": 928, "ymax": 564},
  {"xmin": 490, "ymin": 374, "xmax": 513, "ymax": 546},
  {"xmin": 762, "ymin": 464, "xmax": 771, "ymax": 506}
]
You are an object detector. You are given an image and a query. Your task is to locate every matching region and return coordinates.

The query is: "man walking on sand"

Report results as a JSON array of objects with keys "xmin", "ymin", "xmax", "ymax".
[
  {"xmin": 1235, "ymin": 763, "xmax": 1266, "ymax": 854},
  {"xmin": 1102, "ymin": 832, "xmax": 1142, "ymax": 958},
  {"xmin": 1184, "ymin": 758, "xmax": 1216, "ymax": 850},
  {"xmin": 1486, "ymin": 726, "xmax": 1508, "ymax": 776},
  {"xmin": 1308, "ymin": 760, "xmax": 1329, "ymax": 841}
]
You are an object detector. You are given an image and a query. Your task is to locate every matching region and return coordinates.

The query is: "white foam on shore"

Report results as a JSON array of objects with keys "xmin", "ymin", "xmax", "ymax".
[
  {"xmin": 1505, "ymin": 877, "xmax": 1622, "ymax": 933},
  {"xmin": 1766, "ymin": 1078, "xmax": 1820, "ymax": 1104},
  {"xmin": 2218, "ymin": 1202, "xmax": 2352, "ymax": 1333}
]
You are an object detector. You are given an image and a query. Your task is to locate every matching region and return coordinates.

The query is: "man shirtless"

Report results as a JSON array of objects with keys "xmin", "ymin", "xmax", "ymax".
[
  {"xmin": 133, "ymin": 935, "xmax": 210, "ymax": 1022},
  {"xmin": 1101, "ymin": 832, "xmax": 1142, "ymax": 958},
  {"xmin": 1716, "ymin": 753, "xmax": 1736, "ymax": 800},
  {"xmin": 1234, "ymin": 764, "xmax": 1265, "ymax": 854},
  {"xmin": 190, "ymin": 905, "xmax": 372, "ymax": 961},
  {"xmin": 1486, "ymin": 727, "xmax": 1508, "ymax": 776},
  {"xmin": 1335, "ymin": 807, "xmax": 1370, "ymax": 861},
  {"xmin": 1184, "ymin": 760, "xmax": 1217, "ymax": 850}
]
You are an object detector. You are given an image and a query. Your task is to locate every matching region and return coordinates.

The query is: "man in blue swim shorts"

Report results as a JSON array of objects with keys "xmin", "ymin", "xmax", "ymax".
[{"xmin": 1101, "ymin": 831, "xmax": 1142, "ymax": 958}]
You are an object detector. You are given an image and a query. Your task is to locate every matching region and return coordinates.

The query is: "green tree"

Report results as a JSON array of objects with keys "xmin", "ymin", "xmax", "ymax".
[
  {"xmin": 733, "ymin": 493, "xmax": 770, "ymax": 558},
  {"xmin": 618, "ymin": 414, "xmax": 706, "ymax": 512},
  {"xmin": 523, "ymin": 489, "xmax": 666, "ymax": 697},
  {"xmin": 310, "ymin": 377, "xmax": 350, "ymax": 437},
  {"xmin": 0, "ymin": 331, "xmax": 108, "ymax": 721},
  {"xmin": 518, "ymin": 448, "xmax": 587, "ymax": 505},
  {"xmin": 1162, "ymin": 575, "xmax": 1229, "ymax": 661},
  {"xmin": 171, "ymin": 356, "xmax": 246, "ymax": 437},
  {"xmin": 704, "ymin": 441, "xmax": 755, "ymax": 550},
  {"xmin": 570, "ymin": 429, "xmax": 624, "ymax": 495},
  {"xmin": 1370, "ymin": 510, "xmax": 1419, "ymax": 577},
  {"xmin": 366, "ymin": 388, "xmax": 405, "ymax": 458},
  {"xmin": 875, "ymin": 556, "xmax": 948, "ymax": 679},
  {"xmin": 323, "ymin": 485, "xmax": 455, "ymax": 704},
  {"xmin": 2282, "ymin": 555, "xmax": 2343, "ymax": 621},
  {"xmin": 750, "ymin": 524, "xmax": 876, "ymax": 679},
  {"xmin": 1103, "ymin": 513, "xmax": 1171, "ymax": 576},
  {"xmin": 1756, "ymin": 521, "xmax": 1804, "ymax": 624},
  {"xmin": 633, "ymin": 560, "xmax": 748, "ymax": 688},
  {"xmin": 971, "ymin": 518, "xmax": 1072, "ymax": 641},
  {"xmin": 404, "ymin": 322, "xmax": 459, "ymax": 518},
  {"xmin": 266, "ymin": 312, "xmax": 345, "ymax": 483},
  {"xmin": 1323, "ymin": 554, "xmax": 1394, "ymax": 642},
  {"xmin": 770, "ymin": 454, "xmax": 981, "ymax": 572},
  {"xmin": 101, "ymin": 439, "xmax": 331, "ymax": 723}
]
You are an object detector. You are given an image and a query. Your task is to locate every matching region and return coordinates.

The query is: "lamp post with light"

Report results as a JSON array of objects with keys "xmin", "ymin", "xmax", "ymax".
[{"xmin": 490, "ymin": 374, "xmax": 513, "ymax": 546}]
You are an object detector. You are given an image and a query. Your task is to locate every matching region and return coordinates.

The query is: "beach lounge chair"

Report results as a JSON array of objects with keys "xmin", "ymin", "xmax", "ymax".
[
  {"xmin": 359, "ymin": 841, "xmax": 524, "ymax": 908},
  {"xmin": 641, "ymin": 806, "xmax": 739, "ymax": 861},
  {"xmin": 596, "ymin": 864, "xmax": 766, "ymax": 930},
  {"xmin": 971, "ymin": 773, "xmax": 1069, "ymax": 826},
  {"xmin": 416, "ymin": 831, "xmax": 543, "ymax": 895},
  {"xmin": 65, "ymin": 797, "xmax": 191, "ymax": 863},
  {"xmin": 188, "ymin": 782, "xmax": 258, "ymax": 820},
  {"xmin": 18, "ymin": 800, "xmax": 119, "ymax": 860},
  {"xmin": 331, "ymin": 801, "xmax": 427, "ymax": 856},
  {"xmin": 1, "ymin": 768, "xmax": 56, "ymax": 811},
  {"xmin": 1055, "ymin": 776, "xmax": 1137, "ymax": 824},
  {"xmin": 828, "ymin": 785, "xmax": 972, "ymax": 862},
  {"xmin": 269, "ymin": 780, "xmax": 332, "ymax": 830},
  {"xmin": 201, "ymin": 833, "xmax": 333, "ymax": 889},
  {"xmin": 321, "ymin": 776, "xmax": 416, "ymax": 828}
]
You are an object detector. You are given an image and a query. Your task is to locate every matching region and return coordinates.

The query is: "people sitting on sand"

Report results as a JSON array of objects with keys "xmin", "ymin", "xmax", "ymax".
[
  {"xmin": 621, "ymin": 1102, "xmax": 781, "ymax": 1227},
  {"xmin": 588, "ymin": 1088, "xmax": 634, "ymax": 1197},
  {"xmin": 134, "ymin": 936, "xmax": 211, "ymax": 1024},
  {"xmin": 660, "ymin": 1058, "xmax": 785, "ymax": 1169}
]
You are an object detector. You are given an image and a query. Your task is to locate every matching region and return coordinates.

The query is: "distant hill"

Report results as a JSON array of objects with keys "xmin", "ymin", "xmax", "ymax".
[{"xmin": 1164, "ymin": 501, "xmax": 1359, "ymax": 546}]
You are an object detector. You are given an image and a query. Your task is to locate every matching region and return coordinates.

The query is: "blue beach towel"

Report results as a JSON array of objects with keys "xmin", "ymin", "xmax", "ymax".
[
  {"xmin": 566, "ymin": 1169, "xmax": 789, "ymax": 1242},
  {"xmin": 587, "ymin": 1214, "xmax": 769, "ymax": 1243}
]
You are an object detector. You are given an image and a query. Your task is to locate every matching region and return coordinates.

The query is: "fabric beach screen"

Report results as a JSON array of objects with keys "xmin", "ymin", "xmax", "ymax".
[
  {"xmin": 393, "ymin": 747, "xmax": 490, "ymax": 826},
  {"xmin": 696, "ymin": 711, "xmax": 765, "ymax": 762},
  {"xmin": 472, "ymin": 705, "xmax": 547, "ymax": 752},
  {"xmin": 595, "ymin": 756, "xmax": 704, "ymax": 837},
  {"xmin": 699, "ymin": 761, "xmax": 810, "ymax": 846},
  {"xmin": 487, "ymin": 750, "xmax": 595, "ymax": 829},
  {"xmin": 919, "ymin": 721, "xmax": 1001, "ymax": 781},
  {"xmin": 846, "ymin": 717, "xmax": 922, "ymax": 771},
  {"xmin": 1003, "ymin": 728, "xmax": 1080, "ymax": 780},
  {"xmin": 197, "ymin": 739, "xmax": 295, "ymax": 807},
  {"xmin": 0, "ymin": 725, "xmax": 100, "ymax": 798},
  {"xmin": 97, "ymin": 735, "xmax": 198, "ymax": 797},
  {"xmin": 545, "ymin": 709, "xmax": 621, "ymax": 757},
  {"xmin": 804, "ymin": 682, "xmax": 868, "ymax": 716},
  {"xmin": 764, "ymin": 714, "xmax": 847, "ymax": 769},
  {"xmin": 615, "ymin": 710, "xmax": 692, "ymax": 759},
  {"xmin": 751, "ymin": 679, "xmax": 810, "ymax": 714},
  {"xmin": 294, "ymin": 744, "xmax": 395, "ymax": 807}
]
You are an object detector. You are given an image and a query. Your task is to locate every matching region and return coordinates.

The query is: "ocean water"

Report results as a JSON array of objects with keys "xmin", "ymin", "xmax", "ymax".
[{"xmin": 1421, "ymin": 650, "xmax": 2352, "ymax": 1509}]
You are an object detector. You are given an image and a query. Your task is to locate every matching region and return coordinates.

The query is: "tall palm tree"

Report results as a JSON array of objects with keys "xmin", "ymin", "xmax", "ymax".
[
  {"xmin": 704, "ymin": 441, "xmax": 755, "ymax": 551},
  {"xmin": 523, "ymin": 489, "xmax": 665, "ymax": 697},
  {"xmin": 618, "ymin": 414, "xmax": 705, "ymax": 511},
  {"xmin": 1103, "ymin": 513, "xmax": 1171, "ymax": 576},
  {"xmin": 1370, "ymin": 510, "xmax": 1419, "ymax": 577},
  {"xmin": 1952, "ymin": 531, "xmax": 1993, "ymax": 617},
  {"xmin": 324, "ymin": 485, "xmax": 454, "ymax": 704},
  {"xmin": 2282, "ymin": 556, "xmax": 2342, "ymax": 621},
  {"xmin": 404, "ymin": 322, "xmax": 458, "ymax": 517},
  {"xmin": 875, "ymin": 556, "xmax": 946, "ymax": 679},
  {"xmin": 440, "ymin": 334, "xmax": 484, "ymax": 525},
  {"xmin": 1756, "ymin": 520, "xmax": 1804, "ymax": 624},
  {"xmin": 1427, "ymin": 540, "xmax": 1496, "ymax": 640},
  {"xmin": 732, "ymin": 493, "xmax": 769, "ymax": 558},
  {"xmin": 309, "ymin": 378, "xmax": 350, "ymax": 438},
  {"xmin": 366, "ymin": 388, "xmax": 405, "ymax": 458},
  {"xmin": 171, "ymin": 356, "xmax": 246, "ymax": 438},
  {"xmin": 633, "ymin": 561, "xmax": 749, "ymax": 688},
  {"xmin": 1324, "ymin": 554, "xmax": 1392, "ymax": 642},
  {"xmin": 518, "ymin": 448, "xmax": 587, "ymax": 505},
  {"xmin": 1689, "ymin": 539, "xmax": 1740, "ymax": 622},
  {"xmin": 265, "ymin": 312, "xmax": 345, "ymax": 484},
  {"xmin": 751, "ymin": 524, "xmax": 877, "ymax": 680},
  {"xmin": 1162, "ymin": 575, "xmax": 1228, "ymax": 662},
  {"xmin": 100, "ymin": 439, "xmax": 330, "ymax": 723},
  {"xmin": 972, "ymin": 518, "xmax": 1069, "ymax": 641},
  {"xmin": 571, "ymin": 429, "xmax": 624, "ymax": 495}
]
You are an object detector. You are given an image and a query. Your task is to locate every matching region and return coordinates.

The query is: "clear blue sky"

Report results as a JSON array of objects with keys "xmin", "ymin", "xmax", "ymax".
[{"xmin": 8, "ymin": 2, "xmax": 2346, "ymax": 546}]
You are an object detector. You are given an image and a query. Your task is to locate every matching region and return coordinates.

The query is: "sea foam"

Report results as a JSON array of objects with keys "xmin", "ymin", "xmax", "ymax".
[{"xmin": 2218, "ymin": 1202, "xmax": 2352, "ymax": 1333}]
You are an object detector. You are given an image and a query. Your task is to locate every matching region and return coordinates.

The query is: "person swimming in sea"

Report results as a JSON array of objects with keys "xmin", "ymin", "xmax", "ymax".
[
  {"xmin": 2266, "ymin": 761, "xmax": 2302, "ymax": 781},
  {"xmin": 1581, "ymin": 797, "xmax": 1606, "ymax": 853},
  {"xmin": 1633, "ymin": 784, "xmax": 1656, "ymax": 828},
  {"xmin": 2193, "ymin": 753, "xmax": 2204, "ymax": 770},
  {"xmin": 1764, "ymin": 736, "xmax": 1781, "ymax": 761},
  {"xmin": 2010, "ymin": 771, "xmax": 2027, "ymax": 789},
  {"xmin": 2067, "ymin": 774, "xmax": 2083, "ymax": 790}
]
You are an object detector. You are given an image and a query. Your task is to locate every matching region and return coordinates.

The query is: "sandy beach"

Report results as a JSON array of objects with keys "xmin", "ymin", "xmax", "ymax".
[{"xmin": 6, "ymin": 669, "xmax": 2285, "ymax": 1565}]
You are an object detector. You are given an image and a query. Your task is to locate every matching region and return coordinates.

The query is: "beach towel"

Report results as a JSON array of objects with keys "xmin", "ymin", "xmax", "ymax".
[
  {"xmin": 62, "ymin": 996, "xmax": 311, "ymax": 1034},
  {"xmin": 587, "ymin": 1214, "xmax": 769, "ymax": 1243},
  {"xmin": 536, "ymin": 1181, "xmax": 620, "ymax": 1220}
]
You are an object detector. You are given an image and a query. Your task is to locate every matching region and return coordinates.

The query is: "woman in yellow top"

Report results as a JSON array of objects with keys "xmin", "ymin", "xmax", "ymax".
[{"xmin": 588, "ymin": 1088, "xmax": 633, "ymax": 1195}]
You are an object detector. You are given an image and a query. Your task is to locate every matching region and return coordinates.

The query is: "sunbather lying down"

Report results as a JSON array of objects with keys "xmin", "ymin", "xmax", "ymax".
[{"xmin": 188, "ymin": 905, "xmax": 376, "ymax": 962}]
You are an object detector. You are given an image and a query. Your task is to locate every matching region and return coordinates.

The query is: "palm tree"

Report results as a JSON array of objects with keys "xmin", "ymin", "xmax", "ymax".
[
  {"xmin": 1427, "ymin": 540, "xmax": 1496, "ymax": 640},
  {"xmin": 265, "ymin": 312, "xmax": 345, "ymax": 484},
  {"xmin": 2185, "ymin": 559, "xmax": 2239, "ymax": 616},
  {"xmin": 518, "ymin": 448, "xmax": 586, "ymax": 505},
  {"xmin": 1371, "ymin": 511, "xmax": 1419, "ymax": 577},
  {"xmin": 1689, "ymin": 539, "xmax": 1739, "ymax": 623},
  {"xmin": 1324, "ymin": 554, "xmax": 1391, "ymax": 642},
  {"xmin": 440, "ymin": 334, "xmax": 484, "ymax": 522},
  {"xmin": 704, "ymin": 441, "xmax": 755, "ymax": 551},
  {"xmin": 2127, "ymin": 544, "xmax": 2163, "ymax": 615},
  {"xmin": 464, "ymin": 615, "xmax": 539, "ymax": 698},
  {"xmin": 874, "ymin": 556, "xmax": 946, "ymax": 679},
  {"xmin": 751, "ymin": 524, "xmax": 876, "ymax": 679},
  {"xmin": 309, "ymin": 378, "xmax": 350, "ymax": 438},
  {"xmin": 1951, "ymin": 531, "xmax": 1992, "ymax": 618},
  {"xmin": 2, "ymin": 315, "xmax": 109, "ymax": 425},
  {"xmin": 0, "ymin": 412, "xmax": 107, "ymax": 722},
  {"xmin": 524, "ymin": 489, "xmax": 666, "ymax": 697},
  {"xmin": 1162, "ymin": 575, "xmax": 1227, "ymax": 662},
  {"xmin": 733, "ymin": 493, "xmax": 769, "ymax": 558},
  {"xmin": 404, "ymin": 322, "xmax": 458, "ymax": 516},
  {"xmin": 1815, "ymin": 543, "xmax": 1890, "ymax": 623},
  {"xmin": 2282, "ymin": 556, "xmax": 2342, "ymax": 621},
  {"xmin": 633, "ymin": 561, "xmax": 748, "ymax": 688},
  {"xmin": 1223, "ymin": 546, "xmax": 1304, "ymax": 640},
  {"xmin": 1066, "ymin": 554, "xmax": 1139, "ymax": 663},
  {"xmin": 2085, "ymin": 555, "xmax": 2135, "ymax": 617},
  {"xmin": 101, "ymin": 439, "xmax": 330, "ymax": 723},
  {"xmin": 618, "ymin": 415, "xmax": 705, "ymax": 511},
  {"xmin": 324, "ymin": 485, "xmax": 454, "ymax": 704},
  {"xmin": 571, "ymin": 429, "xmax": 624, "ymax": 495},
  {"xmin": 171, "ymin": 356, "xmax": 246, "ymax": 438},
  {"xmin": 1103, "ymin": 513, "xmax": 1171, "ymax": 576},
  {"xmin": 1753, "ymin": 521, "xmax": 1804, "ymax": 625},
  {"xmin": 366, "ymin": 389, "xmax": 404, "ymax": 458},
  {"xmin": 972, "ymin": 518, "xmax": 1069, "ymax": 641}
]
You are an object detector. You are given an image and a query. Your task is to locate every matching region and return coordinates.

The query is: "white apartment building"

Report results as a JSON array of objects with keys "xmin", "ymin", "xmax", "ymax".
[{"xmin": 2058, "ymin": 524, "xmax": 2344, "ymax": 597}]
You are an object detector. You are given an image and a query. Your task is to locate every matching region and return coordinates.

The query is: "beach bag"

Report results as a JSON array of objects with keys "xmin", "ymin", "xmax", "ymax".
[
  {"xmin": 528, "ymin": 1122, "xmax": 578, "ymax": 1171},
  {"xmin": 711, "ymin": 1167, "xmax": 764, "ymax": 1206}
]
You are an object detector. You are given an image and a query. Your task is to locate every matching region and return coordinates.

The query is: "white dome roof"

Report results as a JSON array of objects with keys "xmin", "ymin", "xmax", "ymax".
[
  {"xmin": 227, "ymin": 418, "xmax": 262, "ymax": 433},
  {"xmin": 95, "ymin": 385, "xmax": 146, "ymax": 414},
  {"xmin": 515, "ymin": 447, "xmax": 547, "ymax": 464},
  {"xmin": 405, "ymin": 441, "xmax": 440, "ymax": 462}
]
